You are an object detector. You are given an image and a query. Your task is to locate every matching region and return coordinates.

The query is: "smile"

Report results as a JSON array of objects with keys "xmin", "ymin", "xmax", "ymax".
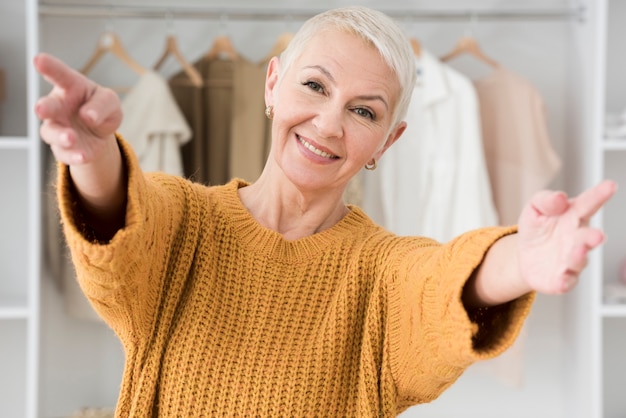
[{"xmin": 297, "ymin": 135, "xmax": 339, "ymax": 159}]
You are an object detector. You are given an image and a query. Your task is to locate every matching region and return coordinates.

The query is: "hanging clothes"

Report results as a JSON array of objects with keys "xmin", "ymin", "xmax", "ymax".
[
  {"xmin": 362, "ymin": 49, "xmax": 498, "ymax": 242},
  {"xmin": 118, "ymin": 71, "xmax": 191, "ymax": 177},
  {"xmin": 229, "ymin": 58, "xmax": 272, "ymax": 182},
  {"xmin": 170, "ymin": 55, "xmax": 272, "ymax": 185},
  {"xmin": 169, "ymin": 56, "xmax": 234, "ymax": 185},
  {"xmin": 473, "ymin": 66, "xmax": 562, "ymax": 225}
]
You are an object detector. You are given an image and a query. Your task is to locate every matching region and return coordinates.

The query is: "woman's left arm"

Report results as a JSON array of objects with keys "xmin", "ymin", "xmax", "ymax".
[{"xmin": 463, "ymin": 180, "xmax": 618, "ymax": 307}]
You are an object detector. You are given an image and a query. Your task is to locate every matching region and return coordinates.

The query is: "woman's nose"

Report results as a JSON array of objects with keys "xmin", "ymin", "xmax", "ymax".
[{"xmin": 313, "ymin": 104, "xmax": 344, "ymax": 140}]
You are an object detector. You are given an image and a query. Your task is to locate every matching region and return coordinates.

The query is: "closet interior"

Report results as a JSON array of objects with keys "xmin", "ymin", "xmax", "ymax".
[{"xmin": 2, "ymin": 1, "xmax": 624, "ymax": 417}]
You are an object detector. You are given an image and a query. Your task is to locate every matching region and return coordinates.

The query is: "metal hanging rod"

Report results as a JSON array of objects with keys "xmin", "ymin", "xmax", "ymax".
[{"xmin": 39, "ymin": 3, "xmax": 586, "ymax": 23}]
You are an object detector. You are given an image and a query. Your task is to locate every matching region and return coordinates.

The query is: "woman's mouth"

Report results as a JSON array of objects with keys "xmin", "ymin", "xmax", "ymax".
[{"xmin": 297, "ymin": 135, "xmax": 339, "ymax": 159}]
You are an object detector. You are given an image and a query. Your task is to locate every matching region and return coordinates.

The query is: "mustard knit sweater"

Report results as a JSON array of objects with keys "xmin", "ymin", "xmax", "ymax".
[{"xmin": 57, "ymin": 138, "xmax": 534, "ymax": 417}]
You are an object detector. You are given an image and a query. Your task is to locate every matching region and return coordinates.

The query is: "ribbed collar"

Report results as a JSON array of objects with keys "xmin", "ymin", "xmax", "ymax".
[{"xmin": 212, "ymin": 179, "xmax": 377, "ymax": 262}]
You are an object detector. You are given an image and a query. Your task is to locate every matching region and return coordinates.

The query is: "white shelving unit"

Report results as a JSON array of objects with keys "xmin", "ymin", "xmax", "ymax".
[
  {"xmin": 0, "ymin": 0, "xmax": 40, "ymax": 417},
  {"xmin": 590, "ymin": 0, "xmax": 626, "ymax": 417},
  {"xmin": 0, "ymin": 0, "xmax": 617, "ymax": 416}
]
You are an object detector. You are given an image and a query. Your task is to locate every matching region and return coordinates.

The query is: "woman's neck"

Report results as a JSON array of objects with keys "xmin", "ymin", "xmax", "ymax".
[{"xmin": 238, "ymin": 173, "xmax": 349, "ymax": 241}]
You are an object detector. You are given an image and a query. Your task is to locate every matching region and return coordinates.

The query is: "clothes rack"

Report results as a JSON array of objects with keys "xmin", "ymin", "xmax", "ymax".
[{"xmin": 39, "ymin": 3, "xmax": 586, "ymax": 23}]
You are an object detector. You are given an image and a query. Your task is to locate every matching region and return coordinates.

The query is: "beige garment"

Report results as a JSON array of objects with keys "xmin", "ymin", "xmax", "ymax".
[
  {"xmin": 229, "ymin": 58, "xmax": 272, "ymax": 182},
  {"xmin": 474, "ymin": 66, "xmax": 561, "ymax": 225},
  {"xmin": 170, "ymin": 57, "xmax": 234, "ymax": 186},
  {"xmin": 118, "ymin": 71, "xmax": 191, "ymax": 177}
]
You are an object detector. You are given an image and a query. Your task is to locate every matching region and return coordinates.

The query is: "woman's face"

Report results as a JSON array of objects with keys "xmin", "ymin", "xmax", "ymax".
[{"xmin": 265, "ymin": 29, "xmax": 406, "ymax": 193}]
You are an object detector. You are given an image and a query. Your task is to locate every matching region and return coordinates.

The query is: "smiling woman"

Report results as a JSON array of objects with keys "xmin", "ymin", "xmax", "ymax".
[{"xmin": 33, "ymin": 5, "xmax": 614, "ymax": 417}]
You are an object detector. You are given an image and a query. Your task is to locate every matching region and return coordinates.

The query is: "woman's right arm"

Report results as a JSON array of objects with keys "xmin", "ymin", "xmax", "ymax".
[{"xmin": 34, "ymin": 53, "xmax": 126, "ymax": 241}]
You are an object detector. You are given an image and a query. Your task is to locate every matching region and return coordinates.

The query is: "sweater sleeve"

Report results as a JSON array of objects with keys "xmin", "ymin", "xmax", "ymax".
[
  {"xmin": 56, "ymin": 134, "xmax": 201, "ymax": 345},
  {"xmin": 385, "ymin": 226, "xmax": 534, "ymax": 408}
]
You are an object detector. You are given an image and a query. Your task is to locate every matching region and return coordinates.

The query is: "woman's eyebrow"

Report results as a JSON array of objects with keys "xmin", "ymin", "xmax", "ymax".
[
  {"xmin": 356, "ymin": 95, "xmax": 388, "ymax": 110},
  {"xmin": 304, "ymin": 65, "xmax": 335, "ymax": 83}
]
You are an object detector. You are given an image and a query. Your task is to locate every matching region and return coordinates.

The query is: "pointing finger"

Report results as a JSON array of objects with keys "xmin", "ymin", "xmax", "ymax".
[
  {"xmin": 34, "ymin": 53, "xmax": 85, "ymax": 92},
  {"xmin": 571, "ymin": 180, "xmax": 618, "ymax": 221}
]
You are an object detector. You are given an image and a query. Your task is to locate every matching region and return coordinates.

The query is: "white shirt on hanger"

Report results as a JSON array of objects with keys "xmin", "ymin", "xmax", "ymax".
[
  {"xmin": 362, "ymin": 50, "xmax": 498, "ymax": 242},
  {"xmin": 119, "ymin": 71, "xmax": 191, "ymax": 177}
]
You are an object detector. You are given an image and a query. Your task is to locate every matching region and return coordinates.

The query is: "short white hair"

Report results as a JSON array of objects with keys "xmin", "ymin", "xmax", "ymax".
[{"xmin": 278, "ymin": 6, "xmax": 417, "ymax": 131}]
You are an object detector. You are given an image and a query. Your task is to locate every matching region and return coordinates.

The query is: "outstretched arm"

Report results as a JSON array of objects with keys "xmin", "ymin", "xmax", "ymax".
[
  {"xmin": 34, "ymin": 53, "xmax": 126, "ymax": 241},
  {"xmin": 463, "ymin": 180, "xmax": 617, "ymax": 307}
]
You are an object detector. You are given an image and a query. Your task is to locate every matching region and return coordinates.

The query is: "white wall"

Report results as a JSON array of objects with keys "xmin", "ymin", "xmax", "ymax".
[{"xmin": 37, "ymin": 0, "xmax": 581, "ymax": 417}]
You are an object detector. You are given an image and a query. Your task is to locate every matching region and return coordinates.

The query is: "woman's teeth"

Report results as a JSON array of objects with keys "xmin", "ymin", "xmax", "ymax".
[{"xmin": 298, "ymin": 136, "xmax": 337, "ymax": 158}]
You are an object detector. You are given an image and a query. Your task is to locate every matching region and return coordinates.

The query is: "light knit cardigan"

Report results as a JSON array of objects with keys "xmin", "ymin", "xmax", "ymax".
[{"xmin": 57, "ymin": 137, "xmax": 534, "ymax": 417}]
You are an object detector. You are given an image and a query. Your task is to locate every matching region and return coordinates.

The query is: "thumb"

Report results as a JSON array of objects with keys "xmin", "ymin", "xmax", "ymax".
[
  {"xmin": 528, "ymin": 189, "xmax": 569, "ymax": 218},
  {"xmin": 77, "ymin": 85, "xmax": 123, "ymax": 138}
]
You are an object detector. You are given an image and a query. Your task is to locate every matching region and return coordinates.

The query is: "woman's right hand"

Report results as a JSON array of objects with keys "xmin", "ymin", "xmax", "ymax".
[
  {"xmin": 34, "ymin": 52, "xmax": 122, "ymax": 165},
  {"xmin": 34, "ymin": 53, "xmax": 128, "ymax": 240}
]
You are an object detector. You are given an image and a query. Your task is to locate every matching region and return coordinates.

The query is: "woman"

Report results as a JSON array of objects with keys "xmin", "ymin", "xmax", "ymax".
[{"xmin": 35, "ymin": 6, "xmax": 615, "ymax": 417}]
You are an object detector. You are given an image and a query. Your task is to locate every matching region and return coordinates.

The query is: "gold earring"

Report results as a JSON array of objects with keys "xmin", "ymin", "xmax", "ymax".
[
  {"xmin": 365, "ymin": 159, "xmax": 377, "ymax": 170},
  {"xmin": 265, "ymin": 105, "xmax": 274, "ymax": 120}
]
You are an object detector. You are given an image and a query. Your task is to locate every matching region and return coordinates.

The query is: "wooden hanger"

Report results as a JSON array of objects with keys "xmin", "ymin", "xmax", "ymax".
[
  {"xmin": 260, "ymin": 32, "xmax": 294, "ymax": 64},
  {"xmin": 439, "ymin": 35, "xmax": 499, "ymax": 68},
  {"xmin": 153, "ymin": 35, "xmax": 203, "ymax": 87},
  {"xmin": 80, "ymin": 31, "xmax": 147, "ymax": 76},
  {"xmin": 204, "ymin": 35, "xmax": 239, "ymax": 61},
  {"xmin": 409, "ymin": 38, "xmax": 422, "ymax": 58}
]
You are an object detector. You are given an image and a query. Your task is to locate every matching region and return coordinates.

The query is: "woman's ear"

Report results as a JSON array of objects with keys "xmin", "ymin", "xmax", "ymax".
[
  {"xmin": 374, "ymin": 121, "xmax": 407, "ymax": 160},
  {"xmin": 264, "ymin": 56, "xmax": 281, "ymax": 106}
]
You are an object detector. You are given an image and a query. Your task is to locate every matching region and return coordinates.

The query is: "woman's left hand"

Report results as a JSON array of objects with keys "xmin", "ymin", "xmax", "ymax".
[{"xmin": 517, "ymin": 180, "xmax": 617, "ymax": 294}]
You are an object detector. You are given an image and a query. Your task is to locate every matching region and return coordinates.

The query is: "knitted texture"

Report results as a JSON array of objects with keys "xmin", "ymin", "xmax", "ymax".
[{"xmin": 57, "ymin": 137, "xmax": 534, "ymax": 417}]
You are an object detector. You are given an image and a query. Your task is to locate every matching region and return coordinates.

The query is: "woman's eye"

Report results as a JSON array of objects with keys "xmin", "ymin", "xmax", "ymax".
[
  {"xmin": 304, "ymin": 81, "xmax": 324, "ymax": 93},
  {"xmin": 354, "ymin": 107, "xmax": 375, "ymax": 120}
]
